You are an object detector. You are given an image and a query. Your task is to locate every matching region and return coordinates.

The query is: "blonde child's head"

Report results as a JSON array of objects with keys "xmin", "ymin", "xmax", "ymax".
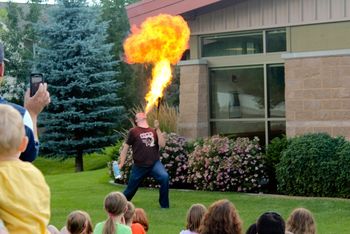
[
  {"xmin": 66, "ymin": 210, "xmax": 93, "ymax": 234},
  {"xmin": 0, "ymin": 105, "xmax": 28, "ymax": 158},
  {"xmin": 186, "ymin": 204, "xmax": 207, "ymax": 232},
  {"xmin": 103, "ymin": 192, "xmax": 128, "ymax": 234},
  {"xmin": 286, "ymin": 208, "xmax": 316, "ymax": 234}
]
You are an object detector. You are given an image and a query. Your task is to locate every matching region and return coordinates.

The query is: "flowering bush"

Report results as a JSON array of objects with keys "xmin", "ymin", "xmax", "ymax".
[
  {"xmin": 112, "ymin": 134, "xmax": 267, "ymax": 193},
  {"xmin": 187, "ymin": 135, "xmax": 267, "ymax": 192},
  {"xmin": 159, "ymin": 133, "xmax": 190, "ymax": 188},
  {"xmin": 117, "ymin": 132, "xmax": 190, "ymax": 188}
]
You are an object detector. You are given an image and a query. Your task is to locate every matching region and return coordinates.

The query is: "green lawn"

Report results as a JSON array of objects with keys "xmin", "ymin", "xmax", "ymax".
[{"xmin": 39, "ymin": 157, "xmax": 350, "ymax": 234}]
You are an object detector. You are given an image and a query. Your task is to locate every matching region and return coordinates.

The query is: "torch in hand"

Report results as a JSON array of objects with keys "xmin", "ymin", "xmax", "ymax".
[
  {"xmin": 154, "ymin": 97, "xmax": 162, "ymax": 130},
  {"xmin": 156, "ymin": 97, "xmax": 162, "ymax": 120}
]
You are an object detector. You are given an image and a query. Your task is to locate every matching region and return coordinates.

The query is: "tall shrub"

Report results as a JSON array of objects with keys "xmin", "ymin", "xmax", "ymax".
[
  {"xmin": 276, "ymin": 133, "xmax": 346, "ymax": 197},
  {"xmin": 35, "ymin": 0, "xmax": 125, "ymax": 171},
  {"xmin": 264, "ymin": 135, "xmax": 289, "ymax": 192},
  {"xmin": 335, "ymin": 141, "xmax": 350, "ymax": 198},
  {"xmin": 187, "ymin": 136, "xmax": 266, "ymax": 192}
]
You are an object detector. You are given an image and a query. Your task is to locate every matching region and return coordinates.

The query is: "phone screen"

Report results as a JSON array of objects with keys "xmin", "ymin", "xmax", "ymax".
[{"xmin": 30, "ymin": 73, "xmax": 44, "ymax": 97}]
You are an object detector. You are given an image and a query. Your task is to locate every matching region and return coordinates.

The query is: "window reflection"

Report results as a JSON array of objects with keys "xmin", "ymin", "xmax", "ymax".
[
  {"xmin": 267, "ymin": 64, "xmax": 285, "ymax": 117},
  {"xmin": 266, "ymin": 29, "xmax": 286, "ymax": 52},
  {"xmin": 210, "ymin": 66, "xmax": 264, "ymax": 119},
  {"xmin": 202, "ymin": 32, "xmax": 263, "ymax": 57}
]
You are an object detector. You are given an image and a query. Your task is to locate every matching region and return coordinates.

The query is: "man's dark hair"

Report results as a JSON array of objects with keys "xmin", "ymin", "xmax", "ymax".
[{"xmin": 257, "ymin": 211, "xmax": 285, "ymax": 234}]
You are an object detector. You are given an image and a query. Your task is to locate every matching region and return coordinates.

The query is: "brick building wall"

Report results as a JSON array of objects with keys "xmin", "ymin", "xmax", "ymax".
[
  {"xmin": 177, "ymin": 59, "xmax": 209, "ymax": 139},
  {"xmin": 284, "ymin": 50, "xmax": 350, "ymax": 139}
]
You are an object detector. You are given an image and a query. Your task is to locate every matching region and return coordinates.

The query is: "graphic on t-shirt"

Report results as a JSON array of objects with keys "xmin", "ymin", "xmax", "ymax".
[{"xmin": 139, "ymin": 132, "xmax": 155, "ymax": 147}]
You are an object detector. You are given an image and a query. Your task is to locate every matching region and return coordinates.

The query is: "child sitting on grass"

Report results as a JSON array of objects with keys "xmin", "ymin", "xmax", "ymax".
[
  {"xmin": 180, "ymin": 204, "xmax": 207, "ymax": 234},
  {"xmin": 123, "ymin": 202, "xmax": 145, "ymax": 234},
  {"xmin": 61, "ymin": 210, "xmax": 93, "ymax": 234},
  {"xmin": 286, "ymin": 207, "xmax": 316, "ymax": 234},
  {"xmin": 0, "ymin": 104, "xmax": 51, "ymax": 233},
  {"xmin": 93, "ymin": 192, "xmax": 131, "ymax": 234},
  {"xmin": 132, "ymin": 208, "xmax": 149, "ymax": 233}
]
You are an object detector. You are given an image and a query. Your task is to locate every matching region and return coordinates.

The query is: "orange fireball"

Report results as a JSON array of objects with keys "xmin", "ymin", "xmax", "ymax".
[{"xmin": 123, "ymin": 14, "xmax": 190, "ymax": 113}]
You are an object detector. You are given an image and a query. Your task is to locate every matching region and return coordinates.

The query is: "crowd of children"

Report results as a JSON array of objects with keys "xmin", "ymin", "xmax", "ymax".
[
  {"xmin": 0, "ymin": 104, "xmax": 317, "ymax": 234},
  {"xmin": 179, "ymin": 200, "xmax": 316, "ymax": 234}
]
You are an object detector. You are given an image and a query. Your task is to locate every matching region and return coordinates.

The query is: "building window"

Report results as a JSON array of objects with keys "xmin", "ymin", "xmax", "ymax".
[
  {"xmin": 266, "ymin": 29, "xmax": 286, "ymax": 52},
  {"xmin": 201, "ymin": 28, "xmax": 286, "ymax": 57},
  {"xmin": 180, "ymin": 49, "xmax": 190, "ymax": 61},
  {"xmin": 210, "ymin": 66, "xmax": 264, "ymax": 119},
  {"xmin": 267, "ymin": 64, "xmax": 285, "ymax": 117},
  {"xmin": 209, "ymin": 64, "xmax": 285, "ymax": 145},
  {"xmin": 202, "ymin": 32, "xmax": 263, "ymax": 57}
]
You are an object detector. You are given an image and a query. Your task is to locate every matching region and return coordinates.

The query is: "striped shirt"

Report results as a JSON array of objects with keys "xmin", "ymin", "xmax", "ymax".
[{"xmin": 0, "ymin": 97, "xmax": 39, "ymax": 162}]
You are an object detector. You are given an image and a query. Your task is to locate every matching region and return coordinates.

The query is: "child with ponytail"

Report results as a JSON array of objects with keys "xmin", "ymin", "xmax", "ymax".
[{"xmin": 93, "ymin": 192, "xmax": 131, "ymax": 234}]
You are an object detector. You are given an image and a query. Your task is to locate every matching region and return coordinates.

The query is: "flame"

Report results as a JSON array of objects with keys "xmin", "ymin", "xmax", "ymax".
[{"xmin": 123, "ymin": 14, "xmax": 190, "ymax": 113}]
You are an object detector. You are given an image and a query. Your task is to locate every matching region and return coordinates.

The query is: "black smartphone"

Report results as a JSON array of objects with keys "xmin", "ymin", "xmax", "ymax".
[{"xmin": 30, "ymin": 73, "xmax": 44, "ymax": 97}]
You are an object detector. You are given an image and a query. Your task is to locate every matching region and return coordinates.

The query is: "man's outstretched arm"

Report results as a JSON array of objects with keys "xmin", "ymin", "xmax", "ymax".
[{"xmin": 118, "ymin": 143, "xmax": 130, "ymax": 169}]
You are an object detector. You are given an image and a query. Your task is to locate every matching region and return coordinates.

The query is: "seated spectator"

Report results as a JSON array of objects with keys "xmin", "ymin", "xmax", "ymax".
[
  {"xmin": 286, "ymin": 208, "xmax": 316, "ymax": 234},
  {"xmin": 245, "ymin": 223, "xmax": 257, "ymax": 234},
  {"xmin": 124, "ymin": 202, "xmax": 135, "ymax": 227},
  {"xmin": 132, "ymin": 208, "xmax": 149, "ymax": 232},
  {"xmin": 123, "ymin": 202, "xmax": 145, "ymax": 234},
  {"xmin": 199, "ymin": 199, "xmax": 242, "ymax": 234},
  {"xmin": 0, "ymin": 104, "xmax": 50, "ymax": 233},
  {"xmin": 93, "ymin": 192, "xmax": 131, "ymax": 234},
  {"xmin": 0, "ymin": 42, "xmax": 50, "ymax": 162},
  {"xmin": 180, "ymin": 203, "xmax": 207, "ymax": 234},
  {"xmin": 256, "ymin": 211, "xmax": 285, "ymax": 234},
  {"xmin": 60, "ymin": 210, "xmax": 93, "ymax": 234}
]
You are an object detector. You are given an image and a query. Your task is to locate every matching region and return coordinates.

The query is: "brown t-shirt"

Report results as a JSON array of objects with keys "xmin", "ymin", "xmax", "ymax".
[{"xmin": 126, "ymin": 127, "xmax": 160, "ymax": 166}]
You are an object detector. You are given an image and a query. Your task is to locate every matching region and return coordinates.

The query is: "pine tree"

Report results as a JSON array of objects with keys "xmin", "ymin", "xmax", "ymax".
[{"xmin": 35, "ymin": 0, "xmax": 125, "ymax": 171}]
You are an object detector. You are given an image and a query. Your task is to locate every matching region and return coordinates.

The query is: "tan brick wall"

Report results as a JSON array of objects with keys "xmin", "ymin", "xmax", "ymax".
[
  {"xmin": 286, "ymin": 55, "xmax": 350, "ymax": 140},
  {"xmin": 178, "ymin": 60, "xmax": 209, "ymax": 139}
]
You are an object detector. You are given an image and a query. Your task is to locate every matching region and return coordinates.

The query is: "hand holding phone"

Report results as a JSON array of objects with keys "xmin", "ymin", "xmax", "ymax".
[{"xmin": 30, "ymin": 73, "xmax": 44, "ymax": 97}]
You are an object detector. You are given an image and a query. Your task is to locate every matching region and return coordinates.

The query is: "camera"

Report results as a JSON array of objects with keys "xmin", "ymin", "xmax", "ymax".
[{"xmin": 30, "ymin": 73, "xmax": 44, "ymax": 97}]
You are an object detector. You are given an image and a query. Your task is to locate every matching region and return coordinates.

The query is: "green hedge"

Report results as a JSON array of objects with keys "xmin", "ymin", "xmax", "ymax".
[
  {"xmin": 335, "ymin": 142, "xmax": 350, "ymax": 198},
  {"xmin": 276, "ymin": 133, "xmax": 349, "ymax": 198},
  {"xmin": 264, "ymin": 135, "xmax": 289, "ymax": 192}
]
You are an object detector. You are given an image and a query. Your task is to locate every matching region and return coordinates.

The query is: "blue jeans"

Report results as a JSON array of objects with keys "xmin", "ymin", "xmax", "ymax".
[{"xmin": 123, "ymin": 160, "xmax": 169, "ymax": 208}]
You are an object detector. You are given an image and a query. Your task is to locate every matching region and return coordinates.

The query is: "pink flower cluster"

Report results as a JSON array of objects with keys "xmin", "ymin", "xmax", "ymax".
[
  {"xmin": 116, "ymin": 134, "xmax": 267, "ymax": 192},
  {"xmin": 159, "ymin": 133, "xmax": 189, "ymax": 187},
  {"xmin": 187, "ymin": 135, "xmax": 266, "ymax": 192}
]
